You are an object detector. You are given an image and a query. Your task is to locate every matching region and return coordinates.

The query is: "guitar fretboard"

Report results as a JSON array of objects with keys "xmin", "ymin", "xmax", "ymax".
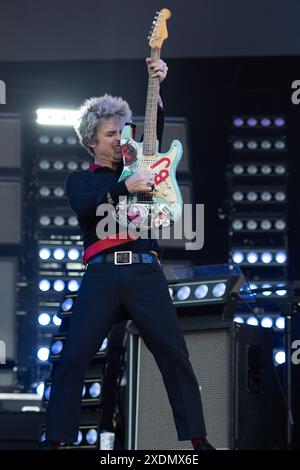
[{"xmin": 143, "ymin": 48, "xmax": 160, "ymax": 157}]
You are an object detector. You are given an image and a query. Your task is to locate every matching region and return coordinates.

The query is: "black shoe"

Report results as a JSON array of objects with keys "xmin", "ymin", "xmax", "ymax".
[
  {"xmin": 194, "ymin": 438, "xmax": 216, "ymax": 451},
  {"xmin": 37, "ymin": 440, "xmax": 61, "ymax": 450}
]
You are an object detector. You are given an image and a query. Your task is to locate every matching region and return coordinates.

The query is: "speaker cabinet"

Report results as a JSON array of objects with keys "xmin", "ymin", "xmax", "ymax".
[
  {"xmin": 0, "ymin": 115, "xmax": 21, "ymax": 169},
  {"xmin": 0, "ymin": 410, "xmax": 46, "ymax": 450},
  {"xmin": 0, "ymin": 258, "xmax": 18, "ymax": 366},
  {"xmin": 0, "ymin": 181, "xmax": 22, "ymax": 244},
  {"xmin": 126, "ymin": 315, "xmax": 275, "ymax": 450}
]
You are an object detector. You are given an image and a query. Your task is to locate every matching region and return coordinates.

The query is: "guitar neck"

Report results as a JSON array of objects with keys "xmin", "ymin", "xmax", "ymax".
[{"xmin": 143, "ymin": 47, "xmax": 161, "ymax": 156}]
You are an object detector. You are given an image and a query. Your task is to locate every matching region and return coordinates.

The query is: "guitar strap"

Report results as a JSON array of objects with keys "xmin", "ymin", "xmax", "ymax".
[{"xmin": 125, "ymin": 122, "xmax": 136, "ymax": 140}]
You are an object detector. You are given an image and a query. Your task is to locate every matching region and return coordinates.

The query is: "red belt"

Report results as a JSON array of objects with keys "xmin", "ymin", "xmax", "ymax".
[{"xmin": 83, "ymin": 234, "xmax": 136, "ymax": 265}]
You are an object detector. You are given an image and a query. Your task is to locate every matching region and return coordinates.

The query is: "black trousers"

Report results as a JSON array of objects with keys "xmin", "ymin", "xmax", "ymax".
[
  {"xmin": 99, "ymin": 319, "xmax": 128, "ymax": 434},
  {"xmin": 46, "ymin": 261, "xmax": 207, "ymax": 443}
]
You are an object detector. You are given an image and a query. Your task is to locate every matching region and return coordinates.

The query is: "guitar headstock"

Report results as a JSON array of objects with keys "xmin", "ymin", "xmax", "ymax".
[{"xmin": 148, "ymin": 8, "xmax": 171, "ymax": 49}]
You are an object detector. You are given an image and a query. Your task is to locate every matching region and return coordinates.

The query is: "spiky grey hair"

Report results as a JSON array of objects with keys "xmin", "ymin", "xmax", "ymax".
[{"xmin": 74, "ymin": 93, "xmax": 132, "ymax": 156}]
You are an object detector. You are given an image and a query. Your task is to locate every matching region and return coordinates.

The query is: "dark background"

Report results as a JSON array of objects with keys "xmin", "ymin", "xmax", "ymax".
[{"xmin": 1, "ymin": 0, "xmax": 300, "ymax": 61}]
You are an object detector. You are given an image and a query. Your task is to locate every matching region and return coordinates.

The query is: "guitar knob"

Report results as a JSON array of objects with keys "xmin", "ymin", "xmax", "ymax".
[{"xmin": 163, "ymin": 190, "xmax": 169, "ymax": 196}]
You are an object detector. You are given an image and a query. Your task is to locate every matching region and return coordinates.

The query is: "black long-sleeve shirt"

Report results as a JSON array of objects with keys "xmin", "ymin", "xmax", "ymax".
[{"xmin": 65, "ymin": 104, "xmax": 164, "ymax": 263}]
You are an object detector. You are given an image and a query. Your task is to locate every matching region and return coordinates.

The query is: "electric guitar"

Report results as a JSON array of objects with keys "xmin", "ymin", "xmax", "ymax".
[{"xmin": 115, "ymin": 8, "xmax": 183, "ymax": 231}]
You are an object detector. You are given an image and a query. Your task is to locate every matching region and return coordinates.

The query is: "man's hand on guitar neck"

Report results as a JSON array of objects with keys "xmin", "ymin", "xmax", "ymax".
[
  {"xmin": 146, "ymin": 57, "xmax": 168, "ymax": 83},
  {"xmin": 146, "ymin": 57, "xmax": 168, "ymax": 108}
]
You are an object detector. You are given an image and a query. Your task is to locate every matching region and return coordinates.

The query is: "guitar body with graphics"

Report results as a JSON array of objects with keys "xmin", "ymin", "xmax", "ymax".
[{"xmin": 114, "ymin": 8, "xmax": 183, "ymax": 231}]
